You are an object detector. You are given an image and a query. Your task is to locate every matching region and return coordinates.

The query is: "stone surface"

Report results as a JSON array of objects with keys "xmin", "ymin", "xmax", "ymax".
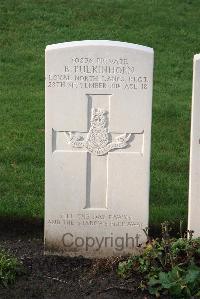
[
  {"xmin": 188, "ymin": 54, "xmax": 200, "ymax": 237},
  {"xmin": 45, "ymin": 40, "xmax": 154, "ymax": 257}
]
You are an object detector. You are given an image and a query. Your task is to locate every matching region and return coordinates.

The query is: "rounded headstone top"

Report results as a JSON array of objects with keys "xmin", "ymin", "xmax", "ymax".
[
  {"xmin": 194, "ymin": 53, "xmax": 200, "ymax": 61},
  {"xmin": 46, "ymin": 40, "xmax": 153, "ymax": 54}
]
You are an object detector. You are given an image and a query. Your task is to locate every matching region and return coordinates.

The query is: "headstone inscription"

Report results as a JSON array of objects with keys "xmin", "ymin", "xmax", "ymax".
[
  {"xmin": 45, "ymin": 40, "xmax": 154, "ymax": 257},
  {"xmin": 188, "ymin": 54, "xmax": 200, "ymax": 237}
]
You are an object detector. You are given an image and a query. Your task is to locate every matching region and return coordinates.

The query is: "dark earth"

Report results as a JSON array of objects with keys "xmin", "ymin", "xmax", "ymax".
[{"xmin": 0, "ymin": 218, "xmax": 167, "ymax": 299}]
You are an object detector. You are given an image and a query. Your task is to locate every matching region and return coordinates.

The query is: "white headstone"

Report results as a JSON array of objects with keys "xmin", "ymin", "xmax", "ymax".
[
  {"xmin": 45, "ymin": 40, "xmax": 154, "ymax": 257},
  {"xmin": 188, "ymin": 54, "xmax": 200, "ymax": 237}
]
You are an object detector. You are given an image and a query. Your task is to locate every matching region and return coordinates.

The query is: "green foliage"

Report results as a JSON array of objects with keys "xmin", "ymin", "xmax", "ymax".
[
  {"xmin": 117, "ymin": 258, "xmax": 133, "ymax": 278},
  {"xmin": 148, "ymin": 264, "xmax": 200, "ymax": 297},
  {"xmin": 117, "ymin": 223, "xmax": 200, "ymax": 298},
  {"xmin": 0, "ymin": 250, "xmax": 22, "ymax": 287}
]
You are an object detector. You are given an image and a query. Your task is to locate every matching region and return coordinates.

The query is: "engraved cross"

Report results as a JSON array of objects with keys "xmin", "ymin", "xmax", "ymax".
[{"xmin": 53, "ymin": 94, "xmax": 142, "ymax": 210}]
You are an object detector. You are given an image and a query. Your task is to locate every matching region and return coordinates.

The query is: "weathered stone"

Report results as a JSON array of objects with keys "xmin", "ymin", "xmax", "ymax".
[
  {"xmin": 188, "ymin": 54, "xmax": 200, "ymax": 238},
  {"xmin": 45, "ymin": 40, "xmax": 154, "ymax": 257}
]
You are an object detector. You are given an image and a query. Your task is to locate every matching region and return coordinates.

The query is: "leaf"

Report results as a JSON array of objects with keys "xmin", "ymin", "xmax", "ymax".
[
  {"xmin": 158, "ymin": 271, "xmax": 172, "ymax": 288},
  {"xmin": 148, "ymin": 277, "xmax": 158, "ymax": 286},
  {"xmin": 194, "ymin": 289, "xmax": 200, "ymax": 296},
  {"xmin": 185, "ymin": 265, "xmax": 200, "ymax": 283}
]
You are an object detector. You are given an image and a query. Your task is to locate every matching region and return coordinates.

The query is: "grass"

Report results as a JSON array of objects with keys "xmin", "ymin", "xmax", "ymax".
[{"xmin": 1, "ymin": 0, "xmax": 200, "ymax": 227}]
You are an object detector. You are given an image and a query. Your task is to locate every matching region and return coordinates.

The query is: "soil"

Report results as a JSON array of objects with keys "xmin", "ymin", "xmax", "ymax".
[{"xmin": 0, "ymin": 218, "xmax": 158, "ymax": 299}]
